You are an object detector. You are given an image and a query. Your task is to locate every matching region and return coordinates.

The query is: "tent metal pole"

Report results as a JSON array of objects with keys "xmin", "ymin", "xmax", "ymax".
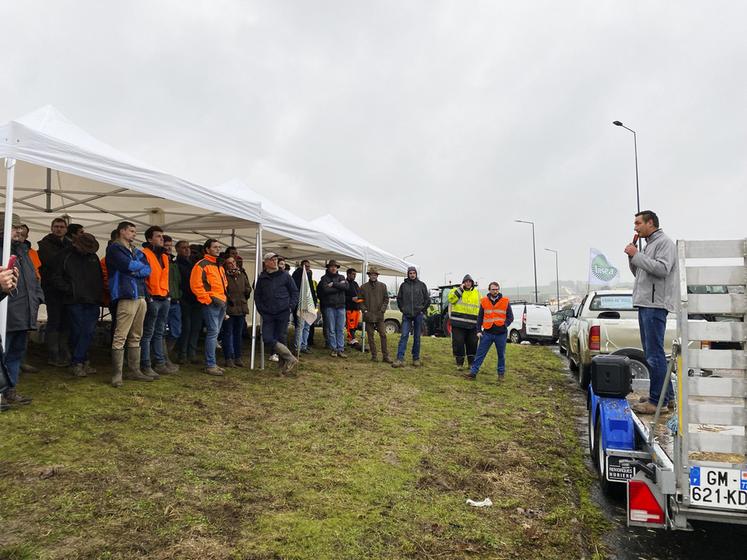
[
  {"xmin": 258, "ymin": 225, "xmax": 264, "ymax": 369},
  {"xmin": 250, "ymin": 225, "xmax": 261, "ymax": 370},
  {"xmin": 360, "ymin": 259, "xmax": 367, "ymax": 353},
  {"xmin": 45, "ymin": 167, "xmax": 51, "ymax": 212},
  {"xmin": 1, "ymin": 158, "xmax": 17, "ymax": 348},
  {"xmin": 230, "ymin": 228, "xmax": 235, "ymax": 247}
]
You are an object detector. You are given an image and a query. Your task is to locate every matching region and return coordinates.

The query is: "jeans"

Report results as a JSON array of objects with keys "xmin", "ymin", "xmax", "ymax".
[
  {"xmin": 295, "ymin": 314, "xmax": 312, "ymax": 350},
  {"xmin": 5, "ymin": 330, "xmax": 28, "ymax": 387},
  {"xmin": 167, "ymin": 301, "xmax": 182, "ymax": 340},
  {"xmin": 397, "ymin": 313, "xmax": 424, "ymax": 361},
  {"xmin": 202, "ymin": 303, "xmax": 225, "ymax": 367},
  {"xmin": 323, "ymin": 307, "xmax": 346, "ymax": 352},
  {"xmin": 223, "ymin": 315, "xmax": 246, "ymax": 360},
  {"xmin": 639, "ymin": 307, "xmax": 672, "ymax": 405},
  {"xmin": 67, "ymin": 303, "xmax": 100, "ymax": 365},
  {"xmin": 178, "ymin": 301, "xmax": 203, "ymax": 359},
  {"xmin": 140, "ymin": 299, "xmax": 170, "ymax": 367},
  {"xmin": 471, "ymin": 331, "xmax": 507, "ymax": 376},
  {"xmin": 261, "ymin": 311, "xmax": 290, "ymax": 352}
]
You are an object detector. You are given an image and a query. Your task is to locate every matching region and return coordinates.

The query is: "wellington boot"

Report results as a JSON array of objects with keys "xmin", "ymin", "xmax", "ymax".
[
  {"xmin": 141, "ymin": 365, "xmax": 160, "ymax": 380},
  {"xmin": 233, "ymin": 358, "xmax": 245, "ymax": 367},
  {"xmin": 154, "ymin": 363, "xmax": 174, "ymax": 375},
  {"xmin": 46, "ymin": 331, "xmax": 60, "ymax": 365},
  {"xmin": 84, "ymin": 361, "xmax": 97, "ymax": 374},
  {"xmin": 125, "ymin": 347, "xmax": 154, "ymax": 382},
  {"xmin": 163, "ymin": 356, "xmax": 179, "ymax": 373},
  {"xmin": 111, "ymin": 348, "xmax": 125, "ymax": 387},
  {"xmin": 275, "ymin": 343, "xmax": 298, "ymax": 375},
  {"xmin": 225, "ymin": 358, "xmax": 236, "ymax": 368},
  {"xmin": 58, "ymin": 332, "xmax": 72, "ymax": 364},
  {"xmin": 5, "ymin": 387, "xmax": 32, "ymax": 405}
]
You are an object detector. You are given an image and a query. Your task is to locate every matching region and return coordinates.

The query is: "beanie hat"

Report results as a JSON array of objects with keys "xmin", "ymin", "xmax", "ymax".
[{"xmin": 73, "ymin": 232, "xmax": 99, "ymax": 254}]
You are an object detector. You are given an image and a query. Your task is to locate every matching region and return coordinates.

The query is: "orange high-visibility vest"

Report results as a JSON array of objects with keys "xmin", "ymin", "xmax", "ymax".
[
  {"xmin": 141, "ymin": 247, "xmax": 170, "ymax": 298},
  {"xmin": 480, "ymin": 296, "xmax": 509, "ymax": 329},
  {"xmin": 28, "ymin": 248, "xmax": 41, "ymax": 280}
]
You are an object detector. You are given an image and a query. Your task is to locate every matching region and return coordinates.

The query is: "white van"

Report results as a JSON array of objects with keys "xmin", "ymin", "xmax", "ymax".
[{"xmin": 508, "ymin": 303, "xmax": 554, "ymax": 344}]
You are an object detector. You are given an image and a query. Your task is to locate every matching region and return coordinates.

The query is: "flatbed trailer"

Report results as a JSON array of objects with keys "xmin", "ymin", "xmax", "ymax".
[{"xmin": 588, "ymin": 239, "xmax": 747, "ymax": 530}]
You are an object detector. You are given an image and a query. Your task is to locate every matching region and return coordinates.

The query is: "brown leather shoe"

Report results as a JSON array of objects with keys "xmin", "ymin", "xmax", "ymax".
[{"xmin": 632, "ymin": 401, "xmax": 658, "ymax": 415}]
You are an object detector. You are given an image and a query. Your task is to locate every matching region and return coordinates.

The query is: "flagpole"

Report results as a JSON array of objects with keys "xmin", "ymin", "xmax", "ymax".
[{"xmin": 360, "ymin": 259, "xmax": 367, "ymax": 353}]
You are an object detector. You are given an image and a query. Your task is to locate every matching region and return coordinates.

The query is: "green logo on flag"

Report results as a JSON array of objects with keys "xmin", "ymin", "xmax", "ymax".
[{"xmin": 591, "ymin": 254, "xmax": 618, "ymax": 283}]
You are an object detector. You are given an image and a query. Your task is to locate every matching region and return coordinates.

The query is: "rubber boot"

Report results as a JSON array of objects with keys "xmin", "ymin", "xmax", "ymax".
[
  {"xmin": 111, "ymin": 349, "xmax": 125, "ymax": 387},
  {"xmin": 58, "ymin": 332, "xmax": 72, "ymax": 366},
  {"xmin": 275, "ymin": 343, "xmax": 298, "ymax": 375},
  {"xmin": 164, "ymin": 339, "xmax": 180, "ymax": 372},
  {"xmin": 46, "ymin": 331, "xmax": 62, "ymax": 366},
  {"xmin": 71, "ymin": 363, "xmax": 87, "ymax": 377},
  {"xmin": 125, "ymin": 347, "xmax": 154, "ymax": 382}
]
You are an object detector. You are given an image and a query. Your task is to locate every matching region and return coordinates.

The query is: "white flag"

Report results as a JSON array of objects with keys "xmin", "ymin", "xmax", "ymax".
[
  {"xmin": 299, "ymin": 270, "xmax": 317, "ymax": 325},
  {"xmin": 588, "ymin": 248, "xmax": 620, "ymax": 287}
]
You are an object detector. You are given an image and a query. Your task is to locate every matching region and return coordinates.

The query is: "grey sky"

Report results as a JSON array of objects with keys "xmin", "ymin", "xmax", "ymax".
[{"xmin": 2, "ymin": 1, "xmax": 745, "ymax": 289}]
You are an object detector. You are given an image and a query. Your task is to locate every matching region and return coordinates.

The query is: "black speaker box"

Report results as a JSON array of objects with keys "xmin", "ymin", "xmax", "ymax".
[{"xmin": 591, "ymin": 355, "xmax": 632, "ymax": 398}]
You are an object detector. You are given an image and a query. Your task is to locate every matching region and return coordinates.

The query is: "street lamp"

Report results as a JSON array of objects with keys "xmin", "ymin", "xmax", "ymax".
[
  {"xmin": 545, "ymin": 248, "xmax": 559, "ymax": 311},
  {"xmin": 515, "ymin": 219, "xmax": 538, "ymax": 303},
  {"xmin": 612, "ymin": 120, "xmax": 641, "ymax": 213}
]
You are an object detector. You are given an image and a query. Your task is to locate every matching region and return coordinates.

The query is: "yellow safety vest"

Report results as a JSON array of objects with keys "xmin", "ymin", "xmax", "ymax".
[{"xmin": 447, "ymin": 286, "xmax": 480, "ymax": 328}]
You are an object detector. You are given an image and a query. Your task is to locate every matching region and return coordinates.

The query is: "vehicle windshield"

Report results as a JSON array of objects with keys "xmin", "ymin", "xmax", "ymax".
[{"xmin": 589, "ymin": 294, "xmax": 634, "ymax": 311}]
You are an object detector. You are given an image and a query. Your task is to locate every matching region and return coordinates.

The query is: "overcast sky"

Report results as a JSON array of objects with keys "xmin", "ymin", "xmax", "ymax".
[{"xmin": 2, "ymin": 1, "xmax": 745, "ymax": 289}]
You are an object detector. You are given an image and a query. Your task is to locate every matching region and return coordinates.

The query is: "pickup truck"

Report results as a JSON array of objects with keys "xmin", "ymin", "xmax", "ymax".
[{"xmin": 565, "ymin": 289, "xmax": 677, "ymax": 388}]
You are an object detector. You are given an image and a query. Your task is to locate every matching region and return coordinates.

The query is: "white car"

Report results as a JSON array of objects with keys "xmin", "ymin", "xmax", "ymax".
[{"xmin": 508, "ymin": 302, "xmax": 554, "ymax": 344}]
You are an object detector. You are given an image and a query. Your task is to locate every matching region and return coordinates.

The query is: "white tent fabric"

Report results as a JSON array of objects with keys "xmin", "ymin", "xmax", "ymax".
[
  {"xmin": 0, "ymin": 105, "xmax": 263, "ymax": 239},
  {"xmin": 310, "ymin": 214, "xmax": 413, "ymax": 275}
]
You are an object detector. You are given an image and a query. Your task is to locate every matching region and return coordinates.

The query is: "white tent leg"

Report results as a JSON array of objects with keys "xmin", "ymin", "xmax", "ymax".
[
  {"xmin": 250, "ymin": 225, "xmax": 262, "ymax": 369},
  {"xmin": 360, "ymin": 259, "xmax": 367, "ymax": 353},
  {"xmin": 0, "ymin": 158, "xmax": 16, "ymax": 349}
]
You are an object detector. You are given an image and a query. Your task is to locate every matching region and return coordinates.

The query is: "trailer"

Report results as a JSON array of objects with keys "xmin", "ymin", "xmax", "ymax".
[{"xmin": 589, "ymin": 239, "xmax": 746, "ymax": 530}]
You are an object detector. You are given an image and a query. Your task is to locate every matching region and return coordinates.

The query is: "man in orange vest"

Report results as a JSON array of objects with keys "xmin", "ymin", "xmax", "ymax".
[
  {"xmin": 465, "ymin": 281, "xmax": 514, "ymax": 381},
  {"xmin": 139, "ymin": 225, "xmax": 177, "ymax": 377},
  {"xmin": 190, "ymin": 238, "xmax": 228, "ymax": 376}
]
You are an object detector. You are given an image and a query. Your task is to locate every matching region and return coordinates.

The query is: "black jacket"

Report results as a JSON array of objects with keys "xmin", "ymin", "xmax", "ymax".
[
  {"xmin": 3, "ymin": 239, "xmax": 45, "ymax": 332},
  {"xmin": 292, "ymin": 267, "xmax": 317, "ymax": 306},
  {"xmin": 397, "ymin": 277, "xmax": 430, "ymax": 318},
  {"xmin": 255, "ymin": 269, "xmax": 299, "ymax": 317},
  {"xmin": 50, "ymin": 246, "xmax": 104, "ymax": 306},
  {"xmin": 345, "ymin": 279, "xmax": 361, "ymax": 311},
  {"xmin": 317, "ymin": 272, "xmax": 348, "ymax": 309},
  {"xmin": 37, "ymin": 233, "xmax": 71, "ymax": 292},
  {"xmin": 176, "ymin": 255, "xmax": 197, "ymax": 304}
]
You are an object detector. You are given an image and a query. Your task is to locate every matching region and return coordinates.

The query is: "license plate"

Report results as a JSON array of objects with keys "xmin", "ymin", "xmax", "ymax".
[
  {"xmin": 606, "ymin": 456, "xmax": 636, "ymax": 482},
  {"xmin": 689, "ymin": 467, "xmax": 747, "ymax": 510}
]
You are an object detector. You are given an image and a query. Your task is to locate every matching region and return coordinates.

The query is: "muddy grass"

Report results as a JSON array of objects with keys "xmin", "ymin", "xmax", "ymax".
[{"xmin": 0, "ymin": 337, "xmax": 607, "ymax": 559}]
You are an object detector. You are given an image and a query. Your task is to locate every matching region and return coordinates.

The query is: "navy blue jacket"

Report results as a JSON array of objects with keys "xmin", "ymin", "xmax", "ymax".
[
  {"xmin": 254, "ymin": 269, "xmax": 299, "ymax": 317},
  {"xmin": 105, "ymin": 241, "xmax": 151, "ymax": 302}
]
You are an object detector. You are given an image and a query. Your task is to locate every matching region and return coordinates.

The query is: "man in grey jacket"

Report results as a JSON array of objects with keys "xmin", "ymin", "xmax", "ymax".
[
  {"xmin": 625, "ymin": 210, "xmax": 678, "ymax": 414},
  {"xmin": 393, "ymin": 266, "xmax": 430, "ymax": 368}
]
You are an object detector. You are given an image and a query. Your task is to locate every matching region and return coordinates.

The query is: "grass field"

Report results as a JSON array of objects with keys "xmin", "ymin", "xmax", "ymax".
[{"xmin": 0, "ymin": 336, "xmax": 607, "ymax": 559}]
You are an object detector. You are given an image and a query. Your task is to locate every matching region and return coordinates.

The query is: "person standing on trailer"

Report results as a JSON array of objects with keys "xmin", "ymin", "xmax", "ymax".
[
  {"xmin": 447, "ymin": 274, "xmax": 480, "ymax": 371},
  {"xmin": 625, "ymin": 210, "xmax": 678, "ymax": 414}
]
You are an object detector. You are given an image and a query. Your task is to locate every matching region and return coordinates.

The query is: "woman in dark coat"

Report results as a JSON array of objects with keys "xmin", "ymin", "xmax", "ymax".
[{"xmin": 222, "ymin": 257, "xmax": 251, "ymax": 367}]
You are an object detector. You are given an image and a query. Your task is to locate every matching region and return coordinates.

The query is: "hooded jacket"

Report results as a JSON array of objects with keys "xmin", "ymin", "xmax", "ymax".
[
  {"xmin": 105, "ymin": 240, "xmax": 151, "ymax": 302},
  {"xmin": 254, "ymin": 268, "xmax": 299, "ymax": 317},
  {"xmin": 447, "ymin": 275, "xmax": 481, "ymax": 329},
  {"xmin": 317, "ymin": 271, "xmax": 348, "ymax": 309},
  {"xmin": 628, "ymin": 228, "xmax": 679, "ymax": 313},
  {"xmin": 226, "ymin": 268, "xmax": 252, "ymax": 316},
  {"xmin": 3, "ymin": 239, "xmax": 45, "ymax": 332},
  {"xmin": 50, "ymin": 245, "xmax": 105, "ymax": 306},
  {"xmin": 396, "ymin": 272, "xmax": 430, "ymax": 318}
]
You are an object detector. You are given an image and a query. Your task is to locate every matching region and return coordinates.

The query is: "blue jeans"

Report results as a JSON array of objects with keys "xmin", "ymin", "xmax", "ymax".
[
  {"xmin": 323, "ymin": 307, "xmax": 346, "ymax": 352},
  {"xmin": 223, "ymin": 315, "xmax": 245, "ymax": 360},
  {"xmin": 202, "ymin": 303, "xmax": 226, "ymax": 367},
  {"xmin": 639, "ymin": 307, "xmax": 672, "ymax": 405},
  {"xmin": 471, "ymin": 331, "xmax": 507, "ymax": 376},
  {"xmin": 167, "ymin": 301, "xmax": 182, "ymax": 340},
  {"xmin": 141, "ymin": 299, "xmax": 170, "ymax": 367},
  {"xmin": 397, "ymin": 313, "xmax": 424, "ymax": 361},
  {"xmin": 5, "ymin": 330, "xmax": 28, "ymax": 387},
  {"xmin": 296, "ymin": 315, "xmax": 311, "ymax": 350},
  {"xmin": 67, "ymin": 303, "xmax": 100, "ymax": 365}
]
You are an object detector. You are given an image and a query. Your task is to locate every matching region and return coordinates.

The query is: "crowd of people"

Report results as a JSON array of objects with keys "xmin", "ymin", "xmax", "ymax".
[{"xmin": 0, "ymin": 215, "xmax": 516, "ymax": 412}]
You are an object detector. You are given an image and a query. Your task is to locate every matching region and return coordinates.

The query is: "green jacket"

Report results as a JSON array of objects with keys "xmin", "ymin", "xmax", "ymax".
[{"xmin": 168, "ymin": 257, "xmax": 182, "ymax": 301}]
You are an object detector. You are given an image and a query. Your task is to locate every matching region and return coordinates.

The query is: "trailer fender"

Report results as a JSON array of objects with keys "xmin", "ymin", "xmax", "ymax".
[{"xmin": 597, "ymin": 396, "xmax": 636, "ymax": 452}]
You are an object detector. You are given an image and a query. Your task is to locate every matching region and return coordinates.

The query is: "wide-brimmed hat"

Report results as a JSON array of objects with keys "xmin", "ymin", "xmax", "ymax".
[
  {"xmin": 367, "ymin": 266, "xmax": 380, "ymax": 275},
  {"xmin": 326, "ymin": 259, "xmax": 340, "ymax": 268},
  {"xmin": 73, "ymin": 232, "xmax": 99, "ymax": 254},
  {"xmin": 0, "ymin": 213, "xmax": 22, "ymax": 227}
]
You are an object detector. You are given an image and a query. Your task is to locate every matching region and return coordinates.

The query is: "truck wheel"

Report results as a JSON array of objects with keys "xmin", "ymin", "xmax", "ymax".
[
  {"xmin": 595, "ymin": 414, "xmax": 623, "ymax": 498},
  {"xmin": 579, "ymin": 363, "xmax": 591, "ymax": 389},
  {"xmin": 611, "ymin": 348, "xmax": 650, "ymax": 379},
  {"xmin": 568, "ymin": 356, "xmax": 579, "ymax": 373},
  {"xmin": 509, "ymin": 330, "xmax": 521, "ymax": 344},
  {"xmin": 384, "ymin": 320, "xmax": 399, "ymax": 335},
  {"xmin": 588, "ymin": 405, "xmax": 598, "ymax": 468}
]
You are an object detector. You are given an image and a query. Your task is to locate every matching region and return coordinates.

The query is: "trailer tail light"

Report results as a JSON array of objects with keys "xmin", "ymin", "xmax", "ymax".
[
  {"xmin": 589, "ymin": 326, "xmax": 601, "ymax": 351},
  {"xmin": 701, "ymin": 341, "xmax": 711, "ymax": 350},
  {"xmin": 628, "ymin": 479, "xmax": 665, "ymax": 525}
]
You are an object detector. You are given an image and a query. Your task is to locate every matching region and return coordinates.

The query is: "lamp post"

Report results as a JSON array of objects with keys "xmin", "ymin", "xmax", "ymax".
[
  {"xmin": 545, "ymin": 248, "xmax": 559, "ymax": 311},
  {"xmin": 515, "ymin": 219, "xmax": 538, "ymax": 303},
  {"xmin": 613, "ymin": 120, "xmax": 642, "ymax": 249}
]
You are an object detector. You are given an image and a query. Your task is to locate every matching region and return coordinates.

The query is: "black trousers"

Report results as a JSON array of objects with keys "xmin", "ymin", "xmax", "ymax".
[{"xmin": 451, "ymin": 325, "xmax": 478, "ymax": 365}]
